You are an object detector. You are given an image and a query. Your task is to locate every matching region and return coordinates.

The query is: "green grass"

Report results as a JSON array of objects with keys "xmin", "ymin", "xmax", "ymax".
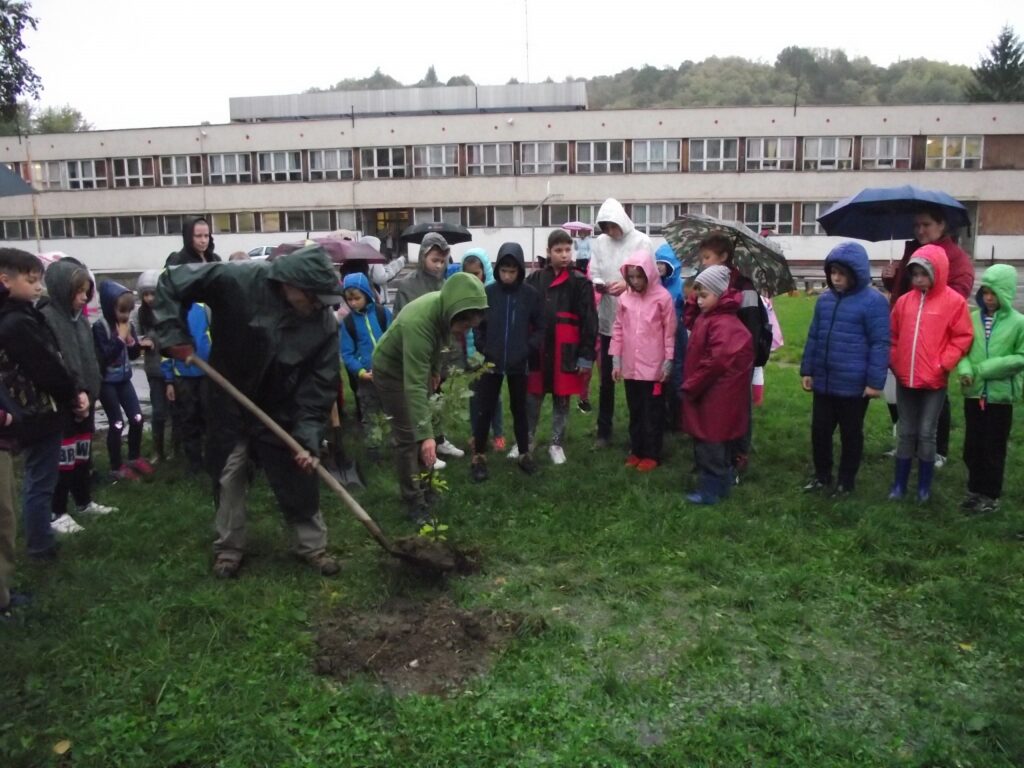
[{"xmin": 3, "ymin": 294, "xmax": 1024, "ymax": 767}]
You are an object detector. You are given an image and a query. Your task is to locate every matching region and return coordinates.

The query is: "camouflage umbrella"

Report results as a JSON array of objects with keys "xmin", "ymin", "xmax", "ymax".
[{"xmin": 663, "ymin": 212, "xmax": 796, "ymax": 297}]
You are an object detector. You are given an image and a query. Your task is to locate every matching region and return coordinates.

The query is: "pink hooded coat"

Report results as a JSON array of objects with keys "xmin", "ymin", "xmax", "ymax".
[{"xmin": 609, "ymin": 250, "xmax": 677, "ymax": 381}]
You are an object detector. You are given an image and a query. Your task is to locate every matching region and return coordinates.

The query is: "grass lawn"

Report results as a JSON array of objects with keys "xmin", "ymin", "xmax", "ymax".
[{"xmin": 2, "ymin": 294, "xmax": 1023, "ymax": 767}]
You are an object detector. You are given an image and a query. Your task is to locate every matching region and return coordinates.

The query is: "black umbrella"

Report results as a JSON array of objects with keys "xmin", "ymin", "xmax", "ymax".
[
  {"xmin": 817, "ymin": 185, "xmax": 970, "ymax": 241},
  {"xmin": 399, "ymin": 221, "xmax": 472, "ymax": 245},
  {"xmin": 0, "ymin": 165, "xmax": 33, "ymax": 197}
]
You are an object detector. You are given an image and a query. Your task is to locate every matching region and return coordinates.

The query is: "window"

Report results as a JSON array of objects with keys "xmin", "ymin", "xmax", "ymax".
[
  {"xmin": 743, "ymin": 203, "xmax": 793, "ymax": 234},
  {"xmin": 576, "ymin": 204, "xmax": 600, "ymax": 226},
  {"xmin": 257, "ymin": 151, "xmax": 301, "ymax": 183},
  {"xmin": 547, "ymin": 204, "xmax": 573, "ymax": 226},
  {"xmin": 521, "ymin": 141, "xmax": 569, "ymax": 175},
  {"xmin": 632, "ymin": 139, "xmax": 681, "ymax": 172},
  {"xmin": 493, "ymin": 206, "xmax": 542, "ymax": 227},
  {"xmin": 284, "ymin": 211, "xmax": 306, "ymax": 232},
  {"xmin": 22, "ymin": 219, "xmax": 37, "ymax": 239},
  {"xmin": 113, "ymin": 157, "xmax": 155, "ymax": 187},
  {"xmin": 261, "ymin": 212, "xmax": 281, "ymax": 233},
  {"xmin": 116, "ymin": 217, "xmax": 135, "ymax": 236},
  {"xmin": 687, "ymin": 202, "xmax": 740, "ymax": 221},
  {"xmin": 860, "ymin": 136, "xmax": 911, "ymax": 170},
  {"xmin": 335, "ymin": 210, "xmax": 357, "ymax": 230},
  {"xmin": 160, "ymin": 155, "xmax": 203, "ymax": 186},
  {"xmin": 211, "ymin": 213, "xmax": 233, "ymax": 234},
  {"xmin": 414, "ymin": 208, "xmax": 435, "ymax": 225},
  {"xmin": 800, "ymin": 202, "xmax": 835, "ymax": 235},
  {"xmin": 689, "ymin": 139, "xmax": 739, "ymax": 172},
  {"xmin": 361, "ymin": 147, "xmax": 406, "ymax": 179},
  {"xmin": 138, "ymin": 216, "xmax": 160, "ymax": 235},
  {"xmin": 745, "ymin": 138, "xmax": 796, "ymax": 171},
  {"xmin": 163, "ymin": 215, "xmax": 184, "ymax": 236},
  {"xmin": 926, "ymin": 135, "xmax": 983, "ymax": 169},
  {"xmin": 3, "ymin": 161, "xmax": 26, "ymax": 178},
  {"xmin": 465, "ymin": 143, "xmax": 513, "ymax": 175},
  {"xmin": 308, "ymin": 149, "xmax": 353, "ymax": 180},
  {"xmin": 236, "ymin": 212, "xmax": 256, "ymax": 233},
  {"xmin": 31, "ymin": 160, "xmax": 66, "ymax": 190},
  {"xmin": 66, "ymin": 159, "xmax": 108, "ymax": 189},
  {"xmin": 802, "ymin": 138, "xmax": 853, "ymax": 170},
  {"xmin": 466, "ymin": 206, "xmax": 489, "ymax": 227},
  {"xmin": 94, "ymin": 217, "xmax": 113, "ymax": 237},
  {"xmin": 46, "ymin": 219, "xmax": 67, "ymax": 238},
  {"xmin": 521, "ymin": 205, "xmax": 541, "ymax": 226},
  {"xmin": 576, "ymin": 140, "xmax": 625, "ymax": 174},
  {"xmin": 310, "ymin": 211, "xmax": 331, "ymax": 231},
  {"xmin": 412, "ymin": 144, "xmax": 458, "ymax": 177},
  {"xmin": 70, "ymin": 218, "xmax": 91, "ymax": 237},
  {"xmin": 632, "ymin": 204, "xmax": 676, "ymax": 235},
  {"xmin": 2, "ymin": 220, "xmax": 22, "ymax": 239},
  {"xmin": 440, "ymin": 207, "xmax": 461, "ymax": 226},
  {"xmin": 209, "ymin": 153, "xmax": 252, "ymax": 184}
]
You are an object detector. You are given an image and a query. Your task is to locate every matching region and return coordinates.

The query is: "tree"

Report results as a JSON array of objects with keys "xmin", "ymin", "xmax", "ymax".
[
  {"xmin": 446, "ymin": 75, "xmax": 474, "ymax": 87},
  {"xmin": 33, "ymin": 104, "xmax": 91, "ymax": 133},
  {"xmin": 417, "ymin": 66, "xmax": 440, "ymax": 87},
  {"xmin": 0, "ymin": 98, "xmax": 29, "ymax": 135},
  {"xmin": 968, "ymin": 25, "xmax": 1024, "ymax": 102},
  {"xmin": 0, "ymin": 1, "xmax": 41, "ymax": 121}
]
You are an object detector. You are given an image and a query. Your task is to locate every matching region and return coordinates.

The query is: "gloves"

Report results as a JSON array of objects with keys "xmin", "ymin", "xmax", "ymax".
[{"xmin": 166, "ymin": 344, "xmax": 195, "ymax": 362}]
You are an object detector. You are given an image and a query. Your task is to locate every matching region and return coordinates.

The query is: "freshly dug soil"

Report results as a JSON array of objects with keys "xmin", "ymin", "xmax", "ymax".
[
  {"xmin": 314, "ymin": 597, "xmax": 536, "ymax": 695},
  {"xmin": 389, "ymin": 536, "xmax": 481, "ymax": 575}
]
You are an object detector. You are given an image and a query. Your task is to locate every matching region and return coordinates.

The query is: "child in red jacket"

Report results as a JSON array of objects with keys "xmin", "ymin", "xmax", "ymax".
[
  {"xmin": 681, "ymin": 265, "xmax": 754, "ymax": 503},
  {"xmin": 888, "ymin": 244, "xmax": 973, "ymax": 502}
]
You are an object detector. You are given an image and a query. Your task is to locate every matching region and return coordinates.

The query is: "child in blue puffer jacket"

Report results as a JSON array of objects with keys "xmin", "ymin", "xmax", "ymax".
[
  {"xmin": 800, "ymin": 242, "xmax": 890, "ymax": 495},
  {"xmin": 341, "ymin": 273, "xmax": 392, "ymax": 456}
]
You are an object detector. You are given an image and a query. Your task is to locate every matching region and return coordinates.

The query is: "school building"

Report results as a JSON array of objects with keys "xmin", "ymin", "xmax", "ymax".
[{"xmin": 1, "ymin": 83, "xmax": 1022, "ymax": 274}]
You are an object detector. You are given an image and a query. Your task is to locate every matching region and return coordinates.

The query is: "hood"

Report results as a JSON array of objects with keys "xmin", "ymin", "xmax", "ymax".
[
  {"xmin": 98, "ymin": 280, "xmax": 133, "ymax": 324},
  {"xmin": 44, "ymin": 257, "xmax": 94, "ymax": 318},
  {"xmin": 136, "ymin": 269, "xmax": 160, "ymax": 293},
  {"xmin": 495, "ymin": 242, "xmax": 526, "ymax": 287},
  {"xmin": 439, "ymin": 272, "xmax": 488, "ymax": 325},
  {"xmin": 461, "ymin": 247, "xmax": 494, "ymax": 286},
  {"xmin": 824, "ymin": 242, "xmax": 871, "ymax": 294},
  {"xmin": 342, "ymin": 272, "xmax": 377, "ymax": 308},
  {"xmin": 181, "ymin": 216, "xmax": 216, "ymax": 262},
  {"xmin": 445, "ymin": 263, "xmax": 461, "ymax": 279},
  {"xmin": 267, "ymin": 244, "xmax": 344, "ymax": 303},
  {"xmin": 620, "ymin": 249, "xmax": 659, "ymax": 286},
  {"xmin": 655, "ymin": 242, "xmax": 682, "ymax": 288},
  {"xmin": 595, "ymin": 198, "xmax": 635, "ymax": 238},
  {"xmin": 418, "ymin": 232, "xmax": 451, "ymax": 273},
  {"xmin": 977, "ymin": 263, "xmax": 1017, "ymax": 317},
  {"xmin": 704, "ymin": 287, "xmax": 744, "ymax": 316},
  {"xmin": 907, "ymin": 244, "xmax": 949, "ymax": 294}
]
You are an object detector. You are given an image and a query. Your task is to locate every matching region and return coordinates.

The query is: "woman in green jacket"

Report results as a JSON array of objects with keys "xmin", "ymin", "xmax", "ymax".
[{"xmin": 956, "ymin": 264, "xmax": 1024, "ymax": 514}]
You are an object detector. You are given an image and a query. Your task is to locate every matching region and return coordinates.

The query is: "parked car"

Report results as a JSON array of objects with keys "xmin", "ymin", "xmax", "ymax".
[{"xmin": 247, "ymin": 245, "xmax": 276, "ymax": 260}]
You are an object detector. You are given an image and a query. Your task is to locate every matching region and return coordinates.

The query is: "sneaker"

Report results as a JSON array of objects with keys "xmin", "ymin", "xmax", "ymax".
[
  {"xmin": 77, "ymin": 501, "xmax": 117, "ymax": 516},
  {"xmin": 128, "ymin": 458, "xmax": 155, "ymax": 476},
  {"xmin": 436, "ymin": 439, "xmax": 465, "ymax": 458},
  {"xmin": 802, "ymin": 477, "xmax": 829, "ymax": 493},
  {"xmin": 548, "ymin": 445, "xmax": 566, "ymax": 465},
  {"xmin": 492, "ymin": 436, "xmax": 506, "ymax": 451},
  {"xmin": 431, "ymin": 457, "xmax": 447, "ymax": 471},
  {"xmin": 624, "ymin": 455, "xmax": 641, "ymax": 468},
  {"xmin": 934, "ymin": 454, "xmax": 947, "ymax": 469},
  {"xmin": 212, "ymin": 554, "xmax": 242, "ymax": 579},
  {"xmin": 470, "ymin": 455, "xmax": 489, "ymax": 483},
  {"xmin": 882, "ymin": 448, "xmax": 897, "ymax": 458},
  {"xmin": 577, "ymin": 399, "xmax": 593, "ymax": 414},
  {"xmin": 960, "ymin": 492, "xmax": 981, "ymax": 511},
  {"xmin": 518, "ymin": 452, "xmax": 539, "ymax": 475},
  {"xmin": 304, "ymin": 552, "xmax": 341, "ymax": 577},
  {"xmin": 635, "ymin": 459, "xmax": 659, "ymax": 473},
  {"xmin": 51, "ymin": 513, "xmax": 85, "ymax": 535},
  {"xmin": 970, "ymin": 496, "xmax": 1000, "ymax": 515},
  {"xmin": 110, "ymin": 465, "xmax": 139, "ymax": 482},
  {"xmin": 507, "ymin": 444, "xmax": 520, "ymax": 460}
]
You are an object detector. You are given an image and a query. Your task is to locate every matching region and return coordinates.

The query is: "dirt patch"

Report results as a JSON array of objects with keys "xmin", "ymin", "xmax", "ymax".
[
  {"xmin": 389, "ymin": 536, "xmax": 481, "ymax": 575},
  {"xmin": 314, "ymin": 597, "xmax": 538, "ymax": 695}
]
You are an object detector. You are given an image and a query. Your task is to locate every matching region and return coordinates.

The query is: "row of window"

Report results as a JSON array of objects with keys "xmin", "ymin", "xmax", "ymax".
[
  {"xmin": 1, "ymin": 200, "xmax": 839, "ymax": 242},
  {"xmin": 6, "ymin": 134, "xmax": 984, "ymax": 191}
]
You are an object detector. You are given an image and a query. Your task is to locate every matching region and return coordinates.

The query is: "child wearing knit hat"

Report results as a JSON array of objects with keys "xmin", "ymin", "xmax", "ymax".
[{"xmin": 680, "ymin": 265, "xmax": 754, "ymax": 503}]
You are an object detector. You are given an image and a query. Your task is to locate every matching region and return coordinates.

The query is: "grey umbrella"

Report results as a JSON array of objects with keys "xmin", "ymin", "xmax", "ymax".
[{"xmin": 0, "ymin": 165, "xmax": 33, "ymax": 197}]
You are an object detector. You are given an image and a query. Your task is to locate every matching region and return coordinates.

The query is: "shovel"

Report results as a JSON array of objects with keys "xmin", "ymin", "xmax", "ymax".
[
  {"xmin": 322, "ymin": 403, "xmax": 366, "ymax": 490},
  {"xmin": 187, "ymin": 355, "xmax": 470, "ymax": 574}
]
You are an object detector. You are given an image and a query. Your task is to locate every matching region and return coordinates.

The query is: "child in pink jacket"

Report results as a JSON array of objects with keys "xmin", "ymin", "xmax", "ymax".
[{"xmin": 611, "ymin": 250, "xmax": 677, "ymax": 471}]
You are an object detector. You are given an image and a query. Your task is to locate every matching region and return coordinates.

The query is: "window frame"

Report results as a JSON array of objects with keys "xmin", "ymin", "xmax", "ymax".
[
  {"xmin": 860, "ymin": 136, "xmax": 912, "ymax": 170},
  {"xmin": 925, "ymin": 135, "xmax": 983, "ymax": 170},
  {"xmin": 743, "ymin": 202, "xmax": 794, "ymax": 234},
  {"xmin": 466, "ymin": 142, "xmax": 513, "ymax": 176},
  {"xmin": 520, "ymin": 141, "xmax": 569, "ymax": 175},
  {"xmin": 112, "ymin": 157, "xmax": 156, "ymax": 188},
  {"xmin": 800, "ymin": 202, "xmax": 835, "ymax": 235},
  {"xmin": 159, "ymin": 155, "xmax": 203, "ymax": 186},
  {"xmin": 688, "ymin": 138, "xmax": 739, "ymax": 172},
  {"xmin": 744, "ymin": 137, "xmax": 796, "ymax": 171},
  {"xmin": 257, "ymin": 151, "xmax": 302, "ymax": 183},
  {"xmin": 308, "ymin": 148, "xmax": 354, "ymax": 181},
  {"xmin": 575, "ymin": 140, "xmax": 626, "ymax": 174},
  {"xmin": 66, "ymin": 159, "xmax": 108, "ymax": 189},
  {"xmin": 208, "ymin": 153, "xmax": 252, "ymax": 185},
  {"xmin": 686, "ymin": 202, "xmax": 740, "ymax": 221},
  {"xmin": 802, "ymin": 137, "xmax": 853, "ymax": 171},
  {"xmin": 31, "ymin": 160, "xmax": 67, "ymax": 190},
  {"xmin": 631, "ymin": 203, "xmax": 677, "ymax": 235},
  {"xmin": 360, "ymin": 146, "xmax": 407, "ymax": 179},
  {"xmin": 412, "ymin": 144, "xmax": 459, "ymax": 178},
  {"xmin": 632, "ymin": 139, "xmax": 681, "ymax": 173}
]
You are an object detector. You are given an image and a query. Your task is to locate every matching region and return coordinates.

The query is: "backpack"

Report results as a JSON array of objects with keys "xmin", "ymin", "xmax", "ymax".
[
  {"xmin": 343, "ymin": 305, "xmax": 389, "ymax": 347},
  {"xmin": 753, "ymin": 295, "xmax": 773, "ymax": 367}
]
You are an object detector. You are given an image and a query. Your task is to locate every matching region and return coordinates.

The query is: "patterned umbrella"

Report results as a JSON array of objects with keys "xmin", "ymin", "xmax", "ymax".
[
  {"xmin": 662, "ymin": 213, "xmax": 796, "ymax": 297},
  {"xmin": 271, "ymin": 237, "xmax": 385, "ymax": 265}
]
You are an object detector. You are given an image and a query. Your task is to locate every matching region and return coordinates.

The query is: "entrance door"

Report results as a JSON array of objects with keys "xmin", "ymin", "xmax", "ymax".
[{"xmin": 362, "ymin": 208, "xmax": 410, "ymax": 258}]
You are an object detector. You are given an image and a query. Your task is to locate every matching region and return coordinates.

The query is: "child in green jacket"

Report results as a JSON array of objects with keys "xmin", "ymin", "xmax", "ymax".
[{"xmin": 956, "ymin": 264, "xmax": 1024, "ymax": 514}]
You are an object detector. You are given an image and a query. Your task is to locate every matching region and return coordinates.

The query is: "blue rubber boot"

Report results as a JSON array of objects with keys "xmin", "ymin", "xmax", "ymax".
[
  {"xmin": 888, "ymin": 457, "xmax": 912, "ymax": 500},
  {"xmin": 917, "ymin": 460, "xmax": 935, "ymax": 503},
  {"xmin": 686, "ymin": 472, "xmax": 721, "ymax": 505}
]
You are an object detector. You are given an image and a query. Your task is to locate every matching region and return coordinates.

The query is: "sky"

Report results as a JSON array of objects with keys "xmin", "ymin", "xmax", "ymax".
[{"xmin": 22, "ymin": 0, "xmax": 1023, "ymax": 130}]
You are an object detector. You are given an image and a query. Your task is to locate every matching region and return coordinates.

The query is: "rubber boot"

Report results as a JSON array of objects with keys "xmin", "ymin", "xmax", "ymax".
[
  {"xmin": 686, "ymin": 472, "xmax": 720, "ymax": 505},
  {"xmin": 888, "ymin": 457, "xmax": 912, "ymax": 500},
  {"xmin": 917, "ymin": 460, "xmax": 935, "ymax": 503}
]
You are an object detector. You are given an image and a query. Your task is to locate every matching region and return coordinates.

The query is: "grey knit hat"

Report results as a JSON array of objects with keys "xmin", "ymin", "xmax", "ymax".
[{"xmin": 695, "ymin": 265, "xmax": 731, "ymax": 296}]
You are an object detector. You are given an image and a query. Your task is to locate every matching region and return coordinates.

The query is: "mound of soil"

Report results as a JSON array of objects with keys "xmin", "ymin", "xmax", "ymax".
[{"xmin": 314, "ymin": 597, "xmax": 535, "ymax": 695}]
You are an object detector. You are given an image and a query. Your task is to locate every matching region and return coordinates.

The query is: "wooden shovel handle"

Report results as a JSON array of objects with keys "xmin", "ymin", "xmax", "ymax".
[{"xmin": 187, "ymin": 355, "xmax": 397, "ymax": 554}]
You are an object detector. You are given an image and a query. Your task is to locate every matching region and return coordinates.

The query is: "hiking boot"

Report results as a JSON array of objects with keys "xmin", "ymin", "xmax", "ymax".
[
  {"xmin": 518, "ymin": 452, "xmax": 538, "ymax": 475},
  {"xmin": 77, "ymin": 501, "xmax": 117, "ymax": 516},
  {"xmin": 548, "ymin": 445, "xmax": 566, "ymax": 465},
  {"xmin": 51, "ymin": 513, "xmax": 85, "ymax": 535},
  {"xmin": 577, "ymin": 399, "xmax": 593, "ymax": 414},
  {"xmin": 975, "ymin": 496, "xmax": 1000, "ymax": 514},
  {"xmin": 802, "ymin": 477, "xmax": 830, "ymax": 493},
  {"xmin": 960, "ymin": 492, "xmax": 981, "ymax": 511},
  {"xmin": 436, "ymin": 439, "xmax": 465, "ymax": 458},
  {"xmin": 212, "ymin": 554, "xmax": 242, "ymax": 579},
  {"xmin": 304, "ymin": 552, "xmax": 341, "ymax": 577},
  {"xmin": 624, "ymin": 454, "xmax": 641, "ymax": 468},
  {"xmin": 635, "ymin": 459, "xmax": 659, "ymax": 473},
  {"xmin": 470, "ymin": 455, "xmax": 489, "ymax": 483}
]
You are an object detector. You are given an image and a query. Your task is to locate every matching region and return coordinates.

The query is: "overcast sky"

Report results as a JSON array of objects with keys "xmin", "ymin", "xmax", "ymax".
[{"xmin": 24, "ymin": 0, "xmax": 1022, "ymax": 130}]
